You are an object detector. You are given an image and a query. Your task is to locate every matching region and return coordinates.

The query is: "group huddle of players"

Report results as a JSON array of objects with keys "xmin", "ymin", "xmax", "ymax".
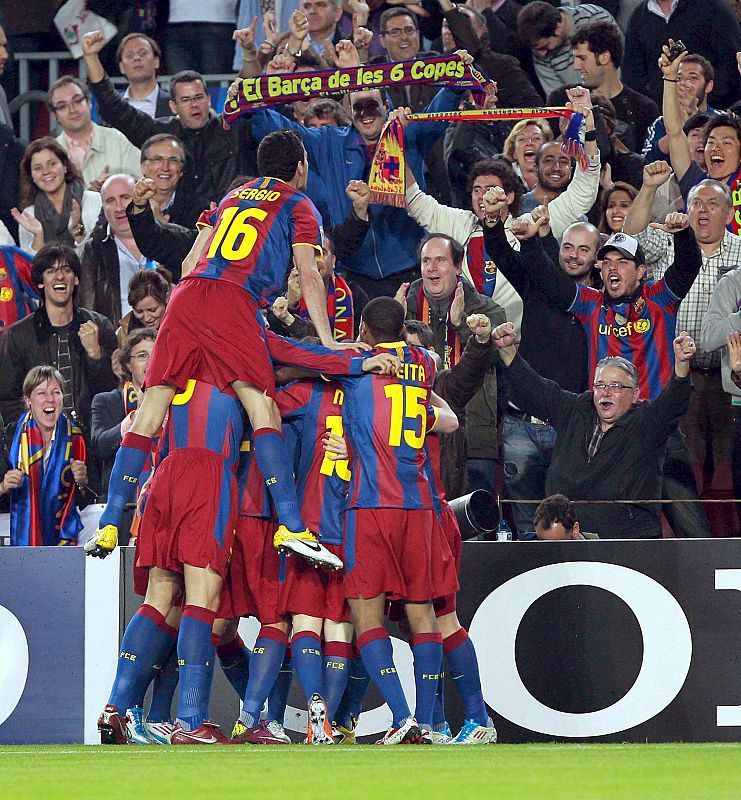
[{"xmin": 84, "ymin": 129, "xmax": 497, "ymax": 747}]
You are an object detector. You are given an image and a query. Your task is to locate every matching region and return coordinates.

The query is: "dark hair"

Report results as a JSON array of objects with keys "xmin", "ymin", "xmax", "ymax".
[
  {"xmin": 570, "ymin": 20, "xmax": 623, "ymax": 68},
  {"xmin": 380, "ymin": 7, "xmax": 418, "ymax": 33},
  {"xmin": 140, "ymin": 133, "xmax": 185, "ymax": 165},
  {"xmin": 169, "ymin": 70, "xmax": 206, "ymax": 99},
  {"xmin": 362, "ymin": 297, "xmax": 405, "ymax": 342},
  {"xmin": 127, "ymin": 269, "xmax": 170, "ymax": 309},
  {"xmin": 703, "ymin": 114, "xmax": 741, "ymax": 148},
  {"xmin": 516, "ymin": 1, "xmax": 561, "ymax": 45},
  {"xmin": 534, "ymin": 494, "xmax": 578, "ymax": 534},
  {"xmin": 599, "ymin": 181, "xmax": 638, "ymax": 234},
  {"xmin": 683, "ymin": 112, "xmax": 711, "ymax": 137},
  {"xmin": 680, "ymin": 54, "xmax": 714, "ymax": 86},
  {"xmin": 257, "ymin": 130, "xmax": 306, "ymax": 181},
  {"xmin": 404, "ymin": 319, "xmax": 435, "ymax": 349},
  {"xmin": 302, "ymin": 98, "xmax": 351, "ymax": 127},
  {"xmin": 47, "ymin": 75, "xmax": 90, "ymax": 112},
  {"xmin": 118, "ymin": 328, "xmax": 157, "ymax": 380},
  {"xmin": 19, "ymin": 137, "xmax": 83, "ymax": 209},
  {"xmin": 116, "ymin": 32, "xmax": 161, "ymax": 63},
  {"xmin": 468, "ymin": 158, "xmax": 523, "ymax": 217},
  {"xmin": 23, "ymin": 365, "xmax": 66, "ymax": 399},
  {"xmin": 417, "ymin": 232, "xmax": 464, "ymax": 268},
  {"xmin": 31, "ymin": 244, "xmax": 81, "ymax": 289}
]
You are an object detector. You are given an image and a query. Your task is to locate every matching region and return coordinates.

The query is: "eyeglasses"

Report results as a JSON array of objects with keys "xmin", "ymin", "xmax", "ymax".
[
  {"xmin": 130, "ymin": 350, "xmax": 152, "ymax": 362},
  {"xmin": 52, "ymin": 95, "xmax": 88, "ymax": 113},
  {"xmin": 176, "ymin": 93, "xmax": 207, "ymax": 106},
  {"xmin": 143, "ymin": 155, "xmax": 183, "ymax": 167},
  {"xmin": 381, "ymin": 26, "xmax": 417, "ymax": 37},
  {"xmin": 593, "ymin": 382, "xmax": 633, "ymax": 392}
]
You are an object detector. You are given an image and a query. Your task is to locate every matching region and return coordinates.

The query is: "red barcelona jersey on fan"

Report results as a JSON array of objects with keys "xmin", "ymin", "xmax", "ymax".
[
  {"xmin": 161, "ymin": 379, "xmax": 245, "ymax": 471},
  {"xmin": 277, "ymin": 380, "xmax": 349, "ymax": 546},
  {"xmin": 569, "ymin": 279, "xmax": 681, "ymax": 401},
  {"xmin": 338, "ymin": 343, "xmax": 436, "ymax": 510},
  {"xmin": 191, "ymin": 177, "xmax": 322, "ymax": 306}
]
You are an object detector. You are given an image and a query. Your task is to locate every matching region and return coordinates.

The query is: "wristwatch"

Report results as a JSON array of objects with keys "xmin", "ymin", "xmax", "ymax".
[
  {"xmin": 285, "ymin": 44, "xmax": 303, "ymax": 59},
  {"xmin": 71, "ymin": 223, "xmax": 85, "ymax": 238}
]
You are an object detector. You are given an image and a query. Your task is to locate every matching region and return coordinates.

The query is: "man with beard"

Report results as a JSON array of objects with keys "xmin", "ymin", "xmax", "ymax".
[{"xmin": 521, "ymin": 141, "xmax": 576, "ymax": 215}]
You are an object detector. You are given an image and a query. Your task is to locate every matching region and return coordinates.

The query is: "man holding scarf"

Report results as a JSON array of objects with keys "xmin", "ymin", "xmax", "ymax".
[{"xmin": 1, "ymin": 365, "xmax": 88, "ymax": 546}]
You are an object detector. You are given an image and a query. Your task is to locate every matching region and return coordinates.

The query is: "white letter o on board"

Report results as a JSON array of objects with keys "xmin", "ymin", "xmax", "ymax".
[
  {"xmin": 469, "ymin": 562, "xmax": 692, "ymax": 737},
  {"xmin": 0, "ymin": 605, "xmax": 29, "ymax": 725}
]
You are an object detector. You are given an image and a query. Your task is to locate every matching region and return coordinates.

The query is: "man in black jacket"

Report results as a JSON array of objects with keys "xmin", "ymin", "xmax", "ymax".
[
  {"xmin": 81, "ymin": 30, "xmax": 256, "ymax": 210},
  {"xmin": 0, "ymin": 244, "xmax": 117, "ymax": 448},
  {"xmin": 491, "ymin": 320, "xmax": 696, "ymax": 539}
]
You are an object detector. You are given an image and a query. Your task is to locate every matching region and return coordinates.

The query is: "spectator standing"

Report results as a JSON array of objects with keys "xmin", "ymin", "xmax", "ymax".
[
  {"xmin": 114, "ymin": 32, "xmax": 171, "ymax": 120},
  {"xmin": 12, "ymin": 138, "xmax": 102, "ymax": 255},
  {"xmin": 521, "ymin": 141, "xmax": 576, "ymax": 214},
  {"xmin": 137, "ymin": 133, "xmax": 198, "ymax": 228},
  {"xmin": 49, "ymin": 77, "xmax": 141, "ymax": 191},
  {"xmin": 622, "ymin": 0, "xmax": 741, "ymax": 109}
]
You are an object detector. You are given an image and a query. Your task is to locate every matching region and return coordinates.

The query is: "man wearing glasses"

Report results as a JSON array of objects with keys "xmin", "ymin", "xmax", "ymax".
[
  {"xmin": 490, "ymin": 319, "xmax": 696, "ymax": 540},
  {"xmin": 49, "ymin": 76, "xmax": 141, "ymax": 190},
  {"xmin": 80, "ymin": 30, "xmax": 256, "ymax": 207}
]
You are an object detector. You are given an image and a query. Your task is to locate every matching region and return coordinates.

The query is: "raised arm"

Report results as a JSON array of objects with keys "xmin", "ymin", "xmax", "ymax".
[
  {"xmin": 659, "ymin": 41, "xmax": 692, "ymax": 181},
  {"xmin": 623, "ymin": 161, "xmax": 674, "ymax": 235}
]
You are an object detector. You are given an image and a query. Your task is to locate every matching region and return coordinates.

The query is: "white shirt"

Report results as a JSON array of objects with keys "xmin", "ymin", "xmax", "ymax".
[
  {"xmin": 123, "ymin": 85, "xmax": 159, "ymax": 119},
  {"xmin": 646, "ymin": 0, "xmax": 679, "ymax": 21},
  {"xmin": 169, "ymin": 0, "xmax": 237, "ymax": 23},
  {"xmin": 112, "ymin": 229, "xmax": 157, "ymax": 315}
]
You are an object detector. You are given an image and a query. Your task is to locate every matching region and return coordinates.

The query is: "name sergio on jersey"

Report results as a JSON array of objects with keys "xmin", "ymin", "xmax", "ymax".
[
  {"xmin": 598, "ymin": 318, "xmax": 651, "ymax": 337},
  {"xmin": 230, "ymin": 187, "xmax": 282, "ymax": 202}
]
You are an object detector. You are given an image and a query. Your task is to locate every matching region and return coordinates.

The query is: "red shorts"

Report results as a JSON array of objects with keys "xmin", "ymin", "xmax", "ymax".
[
  {"xmin": 236, "ymin": 516, "xmax": 286, "ymax": 624},
  {"xmin": 433, "ymin": 505, "xmax": 462, "ymax": 618},
  {"xmin": 144, "ymin": 278, "xmax": 276, "ymax": 396},
  {"xmin": 343, "ymin": 507, "xmax": 456, "ymax": 602},
  {"xmin": 217, "ymin": 522, "xmax": 256, "ymax": 619},
  {"xmin": 281, "ymin": 544, "xmax": 349, "ymax": 623},
  {"xmin": 136, "ymin": 449, "xmax": 237, "ymax": 579}
]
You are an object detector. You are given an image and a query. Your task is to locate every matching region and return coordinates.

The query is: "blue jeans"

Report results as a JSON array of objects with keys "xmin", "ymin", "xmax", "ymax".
[{"xmin": 502, "ymin": 414, "xmax": 557, "ymax": 536}]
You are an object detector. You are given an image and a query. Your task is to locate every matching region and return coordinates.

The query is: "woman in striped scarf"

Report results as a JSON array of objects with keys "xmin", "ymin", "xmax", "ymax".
[{"xmin": 1, "ymin": 365, "xmax": 88, "ymax": 546}]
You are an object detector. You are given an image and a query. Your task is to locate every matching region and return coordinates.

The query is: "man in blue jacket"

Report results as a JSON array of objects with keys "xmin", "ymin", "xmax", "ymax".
[{"xmin": 250, "ymin": 59, "xmax": 470, "ymax": 298}]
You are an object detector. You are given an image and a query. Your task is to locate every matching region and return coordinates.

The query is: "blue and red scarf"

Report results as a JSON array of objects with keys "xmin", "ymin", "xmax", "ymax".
[
  {"xmin": 9, "ymin": 411, "xmax": 86, "ymax": 546},
  {"xmin": 298, "ymin": 273, "xmax": 354, "ymax": 341}
]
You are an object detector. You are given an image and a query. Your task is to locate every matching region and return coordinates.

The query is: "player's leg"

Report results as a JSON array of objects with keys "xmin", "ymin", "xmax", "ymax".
[
  {"xmin": 292, "ymin": 614, "xmax": 333, "ymax": 745},
  {"xmin": 322, "ymin": 619, "xmax": 354, "ymax": 727},
  {"xmin": 264, "ymin": 645, "xmax": 293, "ymax": 742},
  {"xmin": 438, "ymin": 611, "xmax": 497, "ymax": 745},
  {"xmin": 89, "ymin": 385, "xmax": 177, "ymax": 556},
  {"xmin": 99, "ymin": 568, "xmax": 181, "ymax": 744},
  {"xmin": 145, "ymin": 606, "xmax": 181, "ymax": 744},
  {"xmin": 232, "ymin": 619, "xmax": 291, "ymax": 744},
  {"xmin": 213, "ymin": 616, "xmax": 251, "ymax": 700},
  {"xmin": 170, "ymin": 565, "xmax": 230, "ymax": 744},
  {"xmin": 404, "ymin": 600, "xmax": 443, "ymax": 741},
  {"xmin": 333, "ymin": 647, "xmax": 369, "ymax": 744},
  {"xmin": 231, "ymin": 380, "xmax": 342, "ymax": 569},
  {"xmin": 350, "ymin": 595, "xmax": 420, "ymax": 744}
]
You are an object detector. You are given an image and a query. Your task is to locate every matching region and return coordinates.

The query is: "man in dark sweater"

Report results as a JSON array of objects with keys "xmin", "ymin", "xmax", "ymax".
[{"xmin": 490, "ymin": 319, "xmax": 696, "ymax": 539}]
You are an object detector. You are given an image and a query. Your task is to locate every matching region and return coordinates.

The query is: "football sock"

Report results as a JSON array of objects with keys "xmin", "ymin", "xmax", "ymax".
[
  {"xmin": 176, "ymin": 606, "xmax": 216, "ymax": 731},
  {"xmin": 148, "ymin": 645, "xmax": 179, "ymax": 723},
  {"xmin": 432, "ymin": 674, "xmax": 447, "ymax": 730},
  {"xmin": 266, "ymin": 648, "xmax": 292, "ymax": 724},
  {"xmin": 323, "ymin": 641, "xmax": 353, "ymax": 722},
  {"xmin": 217, "ymin": 634, "xmax": 251, "ymax": 699},
  {"xmin": 336, "ymin": 652, "xmax": 370, "ymax": 728},
  {"xmin": 291, "ymin": 631, "xmax": 323, "ymax": 701},
  {"xmin": 358, "ymin": 628, "xmax": 411, "ymax": 728},
  {"xmin": 240, "ymin": 627, "xmax": 288, "ymax": 728},
  {"xmin": 444, "ymin": 627, "xmax": 488, "ymax": 726},
  {"xmin": 412, "ymin": 632, "xmax": 443, "ymax": 728},
  {"xmin": 108, "ymin": 604, "xmax": 174, "ymax": 712},
  {"xmin": 201, "ymin": 633, "xmax": 219, "ymax": 721},
  {"xmin": 98, "ymin": 432, "xmax": 151, "ymax": 529},
  {"xmin": 252, "ymin": 428, "xmax": 305, "ymax": 532}
]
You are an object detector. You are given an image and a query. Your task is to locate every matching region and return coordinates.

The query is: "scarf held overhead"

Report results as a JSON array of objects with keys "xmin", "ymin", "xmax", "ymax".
[
  {"xmin": 9, "ymin": 410, "xmax": 86, "ymax": 546},
  {"xmin": 368, "ymin": 108, "xmax": 586, "ymax": 206},
  {"xmin": 222, "ymin": 54, "xmax": 489, "ymax": 119}
]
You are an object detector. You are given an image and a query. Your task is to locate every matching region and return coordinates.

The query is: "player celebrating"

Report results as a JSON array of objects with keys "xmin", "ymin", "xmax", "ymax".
[{"xmin": 87, "ymin": 130, "xmax": 362, "ymax": 567}]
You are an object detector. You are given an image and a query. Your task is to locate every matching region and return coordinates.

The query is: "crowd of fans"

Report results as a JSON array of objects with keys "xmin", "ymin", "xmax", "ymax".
[{"xmin": 2, "ymin": 0, "xmax": 741, "ymax": 542}]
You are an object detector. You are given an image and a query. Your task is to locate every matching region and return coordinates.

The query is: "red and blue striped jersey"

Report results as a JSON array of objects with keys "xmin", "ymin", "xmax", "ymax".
[
  {"xmin": 277, "ymin": 379, "xmax": 349, "ymax": 546},
  {"xmin": 337, "ymin": 342, "xmax": 437, "ymax": 510},
  {"xmin": 569, "ymin": 279, "xmax": 681, "ymax": 400},
  {"xmin": 161, "ymin": 379, "xmax": 245, "ymax": 471},
  {"xmin": 191, "ymin": 177, "xmax": 322, "ymax": 306}
]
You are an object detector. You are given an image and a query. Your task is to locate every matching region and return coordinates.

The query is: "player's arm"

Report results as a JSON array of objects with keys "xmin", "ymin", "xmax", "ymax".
[
  {"xmin": 294, "ymin": 243, "xmax": 337, "ymax": 347},
  {"xmin": 428, "ymin": 391, "xmax": 459, "ymax": 435}
]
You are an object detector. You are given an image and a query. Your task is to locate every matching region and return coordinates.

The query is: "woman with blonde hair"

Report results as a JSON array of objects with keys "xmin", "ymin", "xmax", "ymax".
[{"xmin": 502, "ymin": 119, "xmax": 553, "ymax": 192}]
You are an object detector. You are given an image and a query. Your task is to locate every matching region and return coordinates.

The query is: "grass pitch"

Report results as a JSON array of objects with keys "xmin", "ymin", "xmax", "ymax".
[{"xmin": 1, "ymin": 743, "xmax": 740, "ymax": 800}]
